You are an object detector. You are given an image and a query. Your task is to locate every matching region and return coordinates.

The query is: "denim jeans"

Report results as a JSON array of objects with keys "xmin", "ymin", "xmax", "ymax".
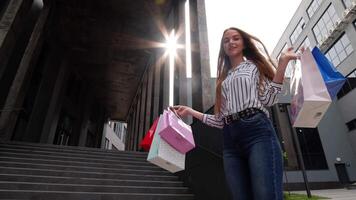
[{"xmin": 223, "ymin": 112, "xmax": 283, "ymax": 200}]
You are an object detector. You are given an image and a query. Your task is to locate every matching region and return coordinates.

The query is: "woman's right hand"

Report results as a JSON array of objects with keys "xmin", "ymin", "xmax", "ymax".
[{"xmin": 171, "ymin": 105, "xmax": 192, "ymax": 118}]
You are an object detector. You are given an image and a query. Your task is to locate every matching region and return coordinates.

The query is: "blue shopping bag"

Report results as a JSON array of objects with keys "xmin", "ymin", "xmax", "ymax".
[{"xmin": 311, "ymin": 47, "xmax": 346, "ymax": 99}]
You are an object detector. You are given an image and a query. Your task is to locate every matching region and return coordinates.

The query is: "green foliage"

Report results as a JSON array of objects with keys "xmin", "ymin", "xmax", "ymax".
[{"xmin": 283, "ymin": 193, "xmax": 330, "ymax": 200}]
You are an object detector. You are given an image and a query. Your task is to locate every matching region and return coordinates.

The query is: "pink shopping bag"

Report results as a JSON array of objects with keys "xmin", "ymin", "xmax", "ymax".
[
  {"xmin": 290, "ymin": 48, "xmax": 331, "ymax": 128},
  {"xmin": 158, "ymin": 109, "xmax": 195, "ymax": 154}
]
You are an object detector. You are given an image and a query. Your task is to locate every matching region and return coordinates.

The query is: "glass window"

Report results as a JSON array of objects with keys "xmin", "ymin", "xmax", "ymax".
[
  {"xmin": 123, "ymin": 127, "xmax": 127, "ymax": 142},
  {"xmin": 298, "ymin": 37, "xmax": 311, "ymax": 50},
  {"xmin": 290, "ymin": 18, "xmax": 306, "ymax": 44},
  {"xmin": 277, "ymin": 44, "xmax": 294, "ymax": 77},
  {"xmin": 295, "ymin": 128, "xmax": 329, "ymax": 170},
  {"xmin": 312, "ymin": 4, "xmax": 340, "ymax": 44},
  {"xmin": 307, "ymin": 0, "xmax": 323, "ymax": 18},
  {"xmin": 325, "ymin": 34, "xmax": 353, "ymax": 66},
  {"xmin": 337, "ymin": 70, "xmax": 356, "ymax": 99},
  {"xmin": 346, "ymin": 118, "xmax": 356, "ymax": 131},
  {"xmin": 343, "ymin": 0, "xmax": 353, "ymax": 9},
  {"xmin": 105, "ymin": 138, "xmax": 110, "ymax": 149},
  {"xmin": 278, "ymin": 104, "xmax": 329, "ymax": 170}
]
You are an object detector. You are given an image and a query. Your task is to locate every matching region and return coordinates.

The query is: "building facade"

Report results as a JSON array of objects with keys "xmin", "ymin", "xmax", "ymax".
[
  {"xmin": 271, "ymin": 0, "xmax": 356, "ymax": 186},
  {"xmin": 102, "ymin": 121, "xmax": 127, "ymax": 151},
  {"xmin": 0, "ymin": 0, "xmax": 213, "ymax": 152}
]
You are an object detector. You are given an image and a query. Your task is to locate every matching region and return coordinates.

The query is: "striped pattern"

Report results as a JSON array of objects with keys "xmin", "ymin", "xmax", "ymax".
[{"xmin": 202, "ymin": 60, "xmax": 282, "ymax": 129}]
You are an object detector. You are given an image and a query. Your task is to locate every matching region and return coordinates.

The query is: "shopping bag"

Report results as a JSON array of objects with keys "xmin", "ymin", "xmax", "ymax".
[
  {"xmin": 311, "ymin": 47, "xmax": 346, "ymax": 99},
  {"xmin": 147, "ymin": 114, "xmax": 185, "ymax": 173},
  {"xmin": 140, "ymin": 117, "xmax": 159, "ymax": 151},
  {"xmin": 158, "ymin": 109, "xmax": 195, "ymax": 154},
  {"xmin": 290, "ymin": 48, "xmax": 332, "ymax": 128}
]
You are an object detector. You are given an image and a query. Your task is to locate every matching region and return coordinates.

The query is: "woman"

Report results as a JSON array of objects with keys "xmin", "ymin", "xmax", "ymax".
[{"xmin": 172, "ymin": 27, "xmax": 300, "ymax": 200}]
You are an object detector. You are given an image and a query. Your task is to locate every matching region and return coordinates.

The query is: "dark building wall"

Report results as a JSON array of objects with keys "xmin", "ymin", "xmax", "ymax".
[
  {"xmin": 0, "ymin": 0, "xmax": 106, "ymax": 148},
  {"xmin": 0, "ymin": 0, "xmax": 42, "ymax": 110}
]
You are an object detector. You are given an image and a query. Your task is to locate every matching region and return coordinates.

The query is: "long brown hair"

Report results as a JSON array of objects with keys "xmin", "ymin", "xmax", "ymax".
[{"xmin": 214, "ymin": 27, "xmax": 277, "ymax": 115}]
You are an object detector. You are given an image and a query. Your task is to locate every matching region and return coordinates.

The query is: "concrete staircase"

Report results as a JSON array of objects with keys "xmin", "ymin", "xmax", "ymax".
[{"xmin": 0, "ymin": 142, "xmax": 194, "ymax": 200}]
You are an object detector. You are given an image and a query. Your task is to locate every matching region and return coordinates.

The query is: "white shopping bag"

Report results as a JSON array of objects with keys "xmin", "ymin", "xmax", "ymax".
[
  {"xmin": 147, "ymin": 114, "xmax": 185, "ymax": 173},
  {"xmin": 290, "ymin": 48, "xmax": 331, "ymax": 128}
]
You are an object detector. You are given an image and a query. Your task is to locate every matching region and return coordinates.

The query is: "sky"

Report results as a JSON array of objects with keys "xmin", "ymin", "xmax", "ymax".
[{"xmin": 205, "ymin": 0, "xmax": 303, "ymax": 77}]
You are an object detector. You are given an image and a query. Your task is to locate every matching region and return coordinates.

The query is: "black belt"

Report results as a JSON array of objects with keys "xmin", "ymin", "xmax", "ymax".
[{"xmin": 224, "ymin": 108, "xmax": 262, "ymax": 125}]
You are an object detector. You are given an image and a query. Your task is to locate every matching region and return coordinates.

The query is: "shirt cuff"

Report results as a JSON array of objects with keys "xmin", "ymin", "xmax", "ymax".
[
  {"xmin": 271, "ymin": 81, "xmax": 283, "ymax": 92},
  {"xmin": 202, "ymin": 114, "xmax": 208, "ymax": 124}
]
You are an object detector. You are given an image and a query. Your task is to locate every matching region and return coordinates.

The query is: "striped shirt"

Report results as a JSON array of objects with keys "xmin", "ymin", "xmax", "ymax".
[{"xmin": 202, "ymin": 60, "xmax": 283, "ymax": 129}]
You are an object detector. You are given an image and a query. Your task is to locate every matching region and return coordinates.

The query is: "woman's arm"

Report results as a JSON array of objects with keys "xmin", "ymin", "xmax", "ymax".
[
  {"xmin": 172, "ymin": 105, "xmax": 203, "ymax": 120},
  {"xmin": 172, "ymin": 105, "xmax": 224, "ymax": 129},
  {"xmin": 273, "ymin": 47, "xmax": 301, "ymax": 84}
]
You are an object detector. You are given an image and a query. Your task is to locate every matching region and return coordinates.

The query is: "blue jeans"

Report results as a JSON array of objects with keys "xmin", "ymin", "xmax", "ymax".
[{"xmin": 223, "ymin": 112, "xmax": 283, "ymax": 200}]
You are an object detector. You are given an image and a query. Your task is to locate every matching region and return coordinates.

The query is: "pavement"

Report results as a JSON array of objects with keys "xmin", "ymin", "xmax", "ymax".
[{"xmin": 293, "ymin": 188, "xmax": 356, "ymax": 200}]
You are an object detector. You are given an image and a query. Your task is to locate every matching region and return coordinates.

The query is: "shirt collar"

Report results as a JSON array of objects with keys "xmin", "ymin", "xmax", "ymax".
[{"xmin": 228, "ymin": 59, "xmax": 252, "ymax": 74}]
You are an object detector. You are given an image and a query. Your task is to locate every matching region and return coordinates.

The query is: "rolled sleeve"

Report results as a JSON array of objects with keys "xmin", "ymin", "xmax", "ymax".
[
  {"xmin": 202, "ymin": 114, "xmax": 224, "ymax": 129},
  {"xmin": 259, "ymin": 79, "xmax": 283, "ymax": 107}
]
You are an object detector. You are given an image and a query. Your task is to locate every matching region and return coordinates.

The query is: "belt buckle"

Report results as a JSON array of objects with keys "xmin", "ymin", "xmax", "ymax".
[
  {"xmin": 224, "ymin": 116, "xmax": 231, "ymax": 125},
  {"xmin": 232, "ymin": 113, "xmax": 239, "ymax": 121}
]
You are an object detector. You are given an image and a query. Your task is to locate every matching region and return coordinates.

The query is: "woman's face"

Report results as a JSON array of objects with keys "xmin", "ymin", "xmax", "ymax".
[{"xmin": 223, "ymin": 29, "xmax": 245, "ymax": 58}]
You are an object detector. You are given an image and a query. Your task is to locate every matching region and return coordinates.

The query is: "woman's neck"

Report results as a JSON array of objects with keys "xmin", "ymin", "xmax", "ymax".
[{"xmin": 229, "ymin": 54, "xmax": 244, "ymax": 69}]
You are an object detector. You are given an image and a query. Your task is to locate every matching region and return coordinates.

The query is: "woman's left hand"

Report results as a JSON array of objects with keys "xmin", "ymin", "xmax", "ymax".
[{"xmin": 279, "ymin": 47, "xmax": 302, "ymax": 64}]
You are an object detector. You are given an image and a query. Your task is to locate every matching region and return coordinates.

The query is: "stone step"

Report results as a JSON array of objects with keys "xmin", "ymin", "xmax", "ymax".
[
  {"xmin": 0, "ymin": 142, "xmax": 194, "ymax": 199},
  {"xmin": 0, "ymin": 143, "xmax": 148, "ymax": 158},
  {"xmin": 0, "ymin": 151, "xmax": 154, "ymax": 167},
  {"xmin": 0, "ymin": 146, "xmax": 148, "ymax": 162},
  {"xmin": 0, "ymin": 160, "xmax": 171, "ymax": 176},
  {"xmin": 0, "ymin": 190, "xmax": 195, "ymax": 200},
  {"xmin": 0, "ymin": 141, "xmax": 148, "ymax": 157},
  {"xmin": 0, "ymin": 174, "xmax": 184, "ymax": 187},
  {"xmin": 0, "ymin": 181, "xmax": 190, "ymax": 194},
  {"xmin": 0, "ymin": 167, "xmax": 179, "ymax": 181},
  {"xmin": 0, "ymin": 156, "xmax": 162, "ymax": 171}
]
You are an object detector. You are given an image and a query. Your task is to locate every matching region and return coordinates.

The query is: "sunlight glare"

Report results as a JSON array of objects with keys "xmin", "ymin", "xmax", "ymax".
[{"xmin": 168, "ymin": 30, "xmax": 175, "ymax": 106}]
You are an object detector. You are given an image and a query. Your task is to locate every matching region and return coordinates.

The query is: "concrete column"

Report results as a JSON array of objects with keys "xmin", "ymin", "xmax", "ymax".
[
  {"xmin": 145, "ymin": 63, "xmax": 154, "ymax": 129},
  {"xmin": 189, "ymin": 0, "xmax": 213, "ymax": 112},
  {"xmin": 152, "ymin": 50, "xmax": 163, "ymax": 120},
  {"xmin": 134, "ymin": 91, "xmax": 141, "ymax": 151},
  {"xmin": 126, "ymin": 116, "xmax": 132, "ymax": 150},
  {"xmin": 23, "ymin": 45, "xmax": 63, "ymax": 142},
  {"xmin": 128, "ymin": 110, "xmax": 135, "ymax": 151},
  {"xmin": 175, "ymin": 0, "xmax": 188, "ymax": 114},
  {"xmin": 77, "ymin": 89, "xmax": 93, "ymax": 147},
  {"xmin": 138, "ymin": 74, "xmax": 148, "ymax": 145},
  {"xmin": 162, "ymin": 55, "xmax": 170, "ymax": 110},
  {"xmin": 0, "ymin": 0, "xmax": 33, "ymax": 80},
  {"xmin": 40, "ymin": 57, "xmax": 70, "ymax": 144},
  {"xmin": 130, "ymin": 112, "xmax": 135, "ymax": 151},
  {"xmin": 0, "ymin": 4, "xmax": 50, "ymax": 141}
]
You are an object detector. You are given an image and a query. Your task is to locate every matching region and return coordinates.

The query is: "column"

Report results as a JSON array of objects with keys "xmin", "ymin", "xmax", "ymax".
[
  {"xmin": 189, "ymin": 0, "xmax": 213, "ymax": 112},
  {"xmin": 145, "ymin": 62, "xmax": 154, "ymax": 128},
  {"xmin": 0, "ymin": 0, "xmax": 32, "ymax": 80},
  {"xmin": 0, "ymin": 3, "xmax": 50, "ymax": 141}
]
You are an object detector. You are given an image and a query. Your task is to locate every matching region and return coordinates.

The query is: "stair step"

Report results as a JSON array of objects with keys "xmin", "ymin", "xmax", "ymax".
[
  {"xmin": 0, "ymin": 151, "xmax": 154, "ymax": 167},
  {"xmin": 0, "ymin": 181, "xmax": 190, "ymax": 194},
  {"xmin": 0, "ymin": 143, "xmax": 148, "ymax": 158},
  {"xmin": 0, "ymin": 174, "xmax": 184, "ymax": 187},
  {"xmin": 0, "ymin": 190, "xmax": 195, "ymax": 200},
  {"xmin": 0, "ymin": 167, "xmax": 179, "ymax": 181},
  {"xmin": 0, "ymin": 141, "xmax": 148, "ymax": 156},
  {"xmin": 0, "ymin": 156, "xmax": 162, "ymax": 171},
  {"xmin": 0, "ymin": 146, "xmax": 148, "ymax": 162},
  {"xmin": 0, "ymin": 161, "xmax": 171, "ymax": 176},
  {"xmin": 0, "ymin": 142, "xmax": 194, "ymax": 199}
]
